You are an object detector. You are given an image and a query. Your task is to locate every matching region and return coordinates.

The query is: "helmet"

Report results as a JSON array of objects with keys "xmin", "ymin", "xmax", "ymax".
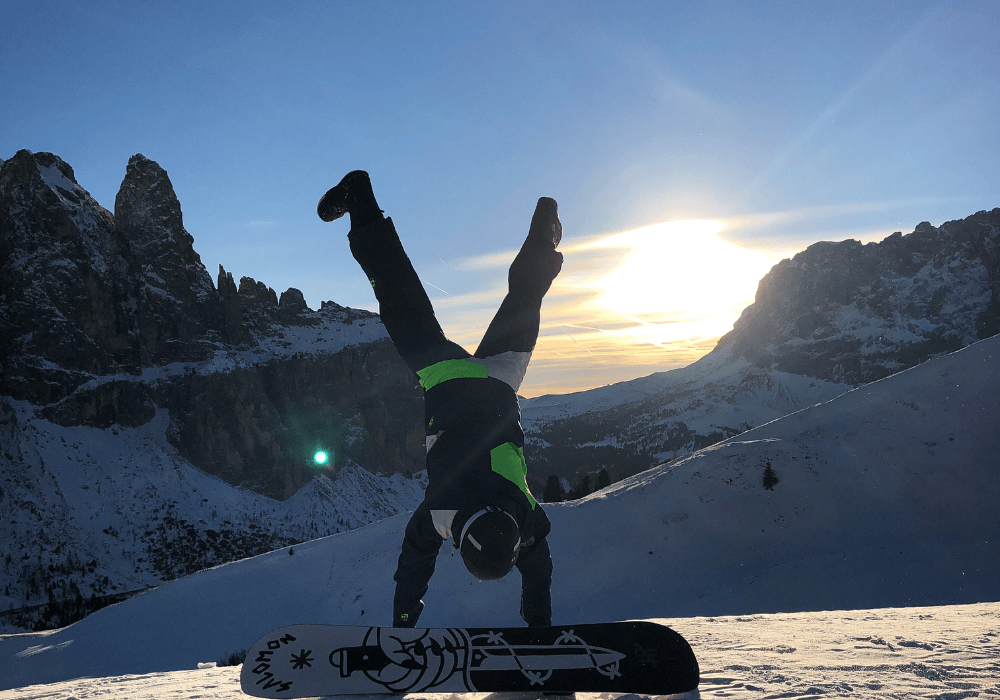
[{"xmin": 458, "ymin": 506, "xmax": 521, "ymax": 581}]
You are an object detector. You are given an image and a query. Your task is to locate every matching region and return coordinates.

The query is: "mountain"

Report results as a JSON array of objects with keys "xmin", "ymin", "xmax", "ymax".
[
  {"xmin": 0, "ymin": 150, "xmax": 424, "ymax": 496},
  {"xmin": 522, "ymin": 208, "xmax": 1000, "ymax": 490},
  {"xmin": 0, "ymin": 151, "xmax": 425, "ymax": 630},
  {"xmin": 2, "ymin": 333, "xmax": 996, "ymax": 691}
]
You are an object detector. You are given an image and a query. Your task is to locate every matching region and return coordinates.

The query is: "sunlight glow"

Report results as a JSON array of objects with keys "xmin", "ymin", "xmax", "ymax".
[{"xmin": 597, "ymin": 220, "xmax": 775, "ymax": 320}]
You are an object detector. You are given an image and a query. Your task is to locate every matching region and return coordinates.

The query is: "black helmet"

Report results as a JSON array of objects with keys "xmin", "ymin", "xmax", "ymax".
[{"xmin": 458, "ymin": 506, "xmax": 521, "ymax": 581}]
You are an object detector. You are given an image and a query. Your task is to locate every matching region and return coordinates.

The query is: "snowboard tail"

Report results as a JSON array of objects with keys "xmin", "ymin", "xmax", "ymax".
[{"xmin": 241, "ymin": 621, "xmax": 698, "ymax": 697}]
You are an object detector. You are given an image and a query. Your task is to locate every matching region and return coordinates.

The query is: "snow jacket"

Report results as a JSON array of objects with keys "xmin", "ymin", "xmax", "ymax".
[{"xmin": 392, "ymin": 363, "xmax": 553, "ymax": 628}]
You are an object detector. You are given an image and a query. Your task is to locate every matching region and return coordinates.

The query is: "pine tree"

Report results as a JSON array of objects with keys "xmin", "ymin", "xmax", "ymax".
[
  {"xmin": 596, "ymin": 469, "xmax": 611, "ymax": 490},
  {"xmin": 542, "ymin": 475, "xmax": 563, "ymax": 503},
  {"xmin": 762, "ymin": 459, "xmax": 780, "ymax": 490}
]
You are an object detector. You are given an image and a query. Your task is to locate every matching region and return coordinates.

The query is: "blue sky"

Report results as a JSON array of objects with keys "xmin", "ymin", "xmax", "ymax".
[{"xmin": 3, "ymin": 1, "xmax": 997, "ymax": 394}]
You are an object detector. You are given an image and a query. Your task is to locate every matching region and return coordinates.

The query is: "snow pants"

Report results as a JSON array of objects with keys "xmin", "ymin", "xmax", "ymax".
[{"xmin": 346, "ymin": 216, "xmax": 558, "ymax": 374}]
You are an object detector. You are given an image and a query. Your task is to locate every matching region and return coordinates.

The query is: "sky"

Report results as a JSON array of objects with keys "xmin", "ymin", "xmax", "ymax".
[{"xmin": 2, "ymin": 0, "xmax": 998, "ymax": 396}]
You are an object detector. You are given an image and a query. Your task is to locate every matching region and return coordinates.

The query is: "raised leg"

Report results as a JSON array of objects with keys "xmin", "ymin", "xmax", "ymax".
[
  {"xmin": 319, "ymin": 171, "xmax": 468, "ymax": 373},
  {"xmin": 475, "ymin": 198, "xmax": 563, "ymax": 359},
  {"xmin": 349, "ymin": 217, "xmax": 469, "ymax": 374}
]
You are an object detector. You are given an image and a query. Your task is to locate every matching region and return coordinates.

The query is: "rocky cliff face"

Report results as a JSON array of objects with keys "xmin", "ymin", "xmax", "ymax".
[
  {"xmin": 0, "ymin": 150, "xmax": 423, "ymax": 499},
  {"xmin": 717, "ymin": 209, "xmax": 1000, "ymax": 384},
  {"xmin": 114, "ymin": 154, "xmax": 227, "ymax": 361},
  {"xmin": 522, "ymin": 209, "xmax": 1000, "ymax": 492}
]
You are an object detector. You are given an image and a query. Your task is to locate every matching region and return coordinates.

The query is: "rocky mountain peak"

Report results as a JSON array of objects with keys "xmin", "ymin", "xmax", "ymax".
[
  {"xmin": 1, "ymin": 150, "xmax": 133, "ymax": 401},
  {"xmin": 2, "ymin": 150, "xmax": 422, "ymax": 502},
  {"xmin": 716, "ymin": 208, "xmax": 1000, "ymax": 384},
  {"xmin": 113, "ymin": 153, "xmax": 222, "ymax": 363},
  {"xmin": 115, "ymin": 153, "xmax": 188, "ymax": 258}
]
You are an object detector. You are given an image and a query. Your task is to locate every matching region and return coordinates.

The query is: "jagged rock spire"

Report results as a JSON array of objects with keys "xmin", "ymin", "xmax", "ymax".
[{"xmin": 115, "ymin": 154, "xmax": 224, "ymax": 362}]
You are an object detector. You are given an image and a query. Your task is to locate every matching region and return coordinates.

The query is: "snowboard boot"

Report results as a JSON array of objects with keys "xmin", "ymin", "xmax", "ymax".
[
  {"xmin": 508, "ymin": 197, "xmax": 563, "ymax": 299},
  {"xmin": 527, "ymin": 196, "xmax": 562, "ymax": 249},
  {"xmin": 317, "ymin": 170, "xmax": 383, "ymax": 226}
]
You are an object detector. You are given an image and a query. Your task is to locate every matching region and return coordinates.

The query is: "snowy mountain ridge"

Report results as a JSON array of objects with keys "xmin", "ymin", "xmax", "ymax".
[
  {"xmin": 1, "ymin": 333, "xmax": 996, "ymax": 693},
  {"xmin": 522, "ymin": 208, "xmax": 1000, "ymax": 489}
]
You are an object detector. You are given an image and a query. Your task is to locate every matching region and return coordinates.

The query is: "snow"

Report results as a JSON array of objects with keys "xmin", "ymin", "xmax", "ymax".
[
  {"xmin": 35, "ymin": 161, "xmax": 106, "ymax": 236},
  {"xmin": 521, "ymin": 345, "xmax": 846, "ymax": 433},
  {"xmin": 0, "ymin": 401, "xmax": 427, "ymax": 613},
  {"xmin": 689, "ymin": 604, "xmax": 1000, "ymax": 697},
  {"xmin": 1, "ymin": 335, "xmax": 997, "ymax": 697},
  {"xmin": 2, "ymin": 604, "xmax": 997, "ymax": 699},
  {"xmin": 61, "ymin": 310, "xmax": 389, "ymax": 394}
]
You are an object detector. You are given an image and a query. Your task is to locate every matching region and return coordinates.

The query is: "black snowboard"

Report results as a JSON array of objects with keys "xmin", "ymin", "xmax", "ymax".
[{"xmin": 240, "ymin": 621, "xmax": 699, "ymax": 697}]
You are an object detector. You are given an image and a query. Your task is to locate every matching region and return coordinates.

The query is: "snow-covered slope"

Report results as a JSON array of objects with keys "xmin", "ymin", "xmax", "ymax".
[
  {"xmin": 4, "ymin": 602, "xmax": 998, "ymax": 700},
  {"xmin": 522, "ymin": 346, "xmax": 847, "ymax": 441},
  {"xmin": 2, "ymin": 335, "xmax": 996, "ymax": 691},
  {"xmin": 0, "ymin": 398, "xmax": 426, "ymax": 632},
  {"xmin": 521, "ymin": 345, "xmax": 850, "ymax": 485}
]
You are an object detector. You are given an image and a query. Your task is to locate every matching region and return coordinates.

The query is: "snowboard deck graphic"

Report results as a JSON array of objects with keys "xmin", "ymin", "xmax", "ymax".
[{"xmin": 240, "ymin": 621, "xmax": 699, "ymax": 697}]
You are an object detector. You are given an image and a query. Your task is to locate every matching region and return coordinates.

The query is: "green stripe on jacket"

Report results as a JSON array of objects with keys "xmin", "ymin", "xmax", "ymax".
[
  {"xmin": 416, "ymin": 358, "xmax": 488, "ymax": 391},
  {"xmin": 490, "ymin": 442, "xmax": 537, "ymax": 509}
]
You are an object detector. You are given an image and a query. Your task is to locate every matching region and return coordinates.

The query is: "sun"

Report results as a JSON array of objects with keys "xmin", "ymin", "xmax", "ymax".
[{"xmin": 595, "ymin": 220, "xmax": 778, "ymax": 340}]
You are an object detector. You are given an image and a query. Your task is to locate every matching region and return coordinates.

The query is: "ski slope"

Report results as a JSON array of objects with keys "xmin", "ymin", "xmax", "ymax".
[
  {"xmin": 3, "ymin": 603, "xmax": 998, "ymax": 699},
  {"xmin": 1, "ymin": 335, "xmax": 997, "ymax": 696}
]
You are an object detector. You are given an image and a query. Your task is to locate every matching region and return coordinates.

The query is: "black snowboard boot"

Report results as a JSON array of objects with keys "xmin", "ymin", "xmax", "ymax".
[
  {"xmin": 526, "ymin": 197, "xmax": 562, "ymax": 249},
  {"xmin": 317, "ymin": 170, "xmax": 383, "ymax": 225},
  {"xmin": 508, "ymin": 197, "xmax": 563, "ymax": 298}
]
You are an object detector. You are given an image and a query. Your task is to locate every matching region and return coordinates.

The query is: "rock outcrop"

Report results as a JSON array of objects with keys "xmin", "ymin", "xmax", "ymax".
[
  {"xmin": 114, "ymin": 153, "xmax": 225, "ymax": 361},
  {"xmin": 717, "ymin": 209, "xmax": 1000, "ymax": 384}
]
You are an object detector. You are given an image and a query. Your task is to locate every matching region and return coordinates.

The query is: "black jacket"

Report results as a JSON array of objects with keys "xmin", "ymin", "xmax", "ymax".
[{"xmin": 393, "ymin": 373, "xmax": 552, "ymax": 627}]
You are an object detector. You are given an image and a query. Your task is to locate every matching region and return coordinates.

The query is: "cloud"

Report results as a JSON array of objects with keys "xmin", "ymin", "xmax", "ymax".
[
  {"xmin": 437, "ymin": 208, "xmax": 926, "ymax": 396},
  {"xmin": 455, "ymin": 250, "xmax": 518, "ymax": 270}
]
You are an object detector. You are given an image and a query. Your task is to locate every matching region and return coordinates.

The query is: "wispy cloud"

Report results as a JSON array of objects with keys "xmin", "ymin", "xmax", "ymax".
[
  {"xmin": 456, "ymin": 250, "xmax": 518, "ymax": 270},
  {"xmin": 723, "ymin": 198, "xmax": 962, "ymax": 232},
  {"xmin": 747, "ymin": 3, "xmax": 948, "ymax": 192}
]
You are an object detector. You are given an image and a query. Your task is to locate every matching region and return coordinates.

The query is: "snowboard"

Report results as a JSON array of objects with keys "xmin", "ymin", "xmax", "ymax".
[{"xmin": 240, "ymin": 621, "xmax": 699, "ymax": 697}]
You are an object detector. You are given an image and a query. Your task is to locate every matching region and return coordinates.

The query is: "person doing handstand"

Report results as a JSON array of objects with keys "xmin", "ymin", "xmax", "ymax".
[{"xmin": 317, "ymin": 171, "xmax": 563, "ymax": 628}]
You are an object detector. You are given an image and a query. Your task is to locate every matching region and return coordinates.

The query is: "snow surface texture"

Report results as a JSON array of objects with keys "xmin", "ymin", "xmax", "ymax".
[
  {"xmin": 1, "ymin": 335, "xmax": 997, "ymax": 693},
  {"xmin": 2, "ymin": 602, "xmax": 997, "ymax": 699}
]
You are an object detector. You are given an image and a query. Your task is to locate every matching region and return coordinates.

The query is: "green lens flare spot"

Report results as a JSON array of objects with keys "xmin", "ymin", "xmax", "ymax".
[{"xmin": 313, "ymin": 451, "xmax": 329, "ymax": 465}]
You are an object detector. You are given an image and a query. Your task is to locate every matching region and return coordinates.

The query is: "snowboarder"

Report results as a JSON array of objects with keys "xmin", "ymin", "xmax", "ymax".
[{"xmin": 317, "ymin": 171, "xmax": 563, "ymax": 628}]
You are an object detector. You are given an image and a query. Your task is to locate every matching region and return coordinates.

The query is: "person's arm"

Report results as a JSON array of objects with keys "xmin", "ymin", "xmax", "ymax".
[
  {"xmin": 392, "ymin": 506, "xmax": 444, "ymax": 627},
  {"xmin": 515, "ymin": 537, "xmax": 553, "ymax": 627}
]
